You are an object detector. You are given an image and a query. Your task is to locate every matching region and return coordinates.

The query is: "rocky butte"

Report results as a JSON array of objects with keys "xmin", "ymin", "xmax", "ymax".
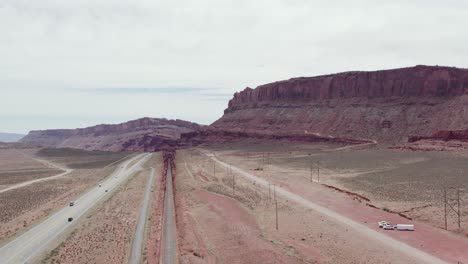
[
  {"xmin": 210, "ymin": 65, "xmax": 468, "ymax": 144},
  {"xmin": 20, "ymin": 117, "xmax": 201, "ymax": 151}
]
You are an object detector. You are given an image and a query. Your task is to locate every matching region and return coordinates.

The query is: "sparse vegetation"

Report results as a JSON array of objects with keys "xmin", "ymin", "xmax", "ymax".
[{"xmin": 36, "ymin": 148, "xmax": 131, "ymax": 169}]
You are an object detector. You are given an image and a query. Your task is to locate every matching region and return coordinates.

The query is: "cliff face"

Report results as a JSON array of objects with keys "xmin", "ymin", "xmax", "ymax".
[
  {"xmin": 212, "ymin": 65, "xmax": 468, "ymax": 143},
  {"xmin": 20, "ymin": 117, "xmax": 201, "ymax": 151}
]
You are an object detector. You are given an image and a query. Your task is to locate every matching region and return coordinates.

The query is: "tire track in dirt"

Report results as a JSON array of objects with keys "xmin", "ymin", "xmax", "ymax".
[{"xmin": 205, "ymin": 151, "xmax": 448, "ymax": 264}]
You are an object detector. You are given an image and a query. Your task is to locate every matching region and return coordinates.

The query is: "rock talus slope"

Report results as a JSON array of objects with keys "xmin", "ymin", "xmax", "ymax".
[{"xmin": 211, "ymin": 65, "xmax": 468, "ymax": 143}]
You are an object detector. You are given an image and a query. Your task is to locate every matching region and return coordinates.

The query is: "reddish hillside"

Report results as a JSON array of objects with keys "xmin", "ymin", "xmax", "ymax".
[
  {"xmin": 20, "ymin": 117, "xmax": 201, "ymax": 151},
  {"xmin": 211, "ymin": 65, "xmax": 468, "ymax": 143}
]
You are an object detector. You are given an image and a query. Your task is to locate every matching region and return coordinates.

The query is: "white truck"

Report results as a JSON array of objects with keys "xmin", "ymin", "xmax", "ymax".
[{"xmin": 395, "ymin": 224, "xmax": 414, "ymax": 231}]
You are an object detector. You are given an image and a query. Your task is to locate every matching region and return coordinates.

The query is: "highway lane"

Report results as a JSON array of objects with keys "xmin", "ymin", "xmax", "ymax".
[
  {"xmin": 0, "ymin": 153, "xmax": 152, "ymax": 264},
  {"xmin": 128, "ymin": 167, "xmax": 155, "ymax": 264},
  {"xmin": 161, "ymin": 165, "xmax": 177, "ymax": 264}
]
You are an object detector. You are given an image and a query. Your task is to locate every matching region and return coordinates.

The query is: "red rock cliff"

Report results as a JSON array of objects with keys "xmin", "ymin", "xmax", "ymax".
[{"xmin": 213, "ymin": 65, "xmax": 468, "ymax": 143}]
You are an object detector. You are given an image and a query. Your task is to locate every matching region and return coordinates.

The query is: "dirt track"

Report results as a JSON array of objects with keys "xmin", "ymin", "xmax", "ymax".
[{"xmin": 206, "ymin": 151, "xmax": 447, "ymax": 264}]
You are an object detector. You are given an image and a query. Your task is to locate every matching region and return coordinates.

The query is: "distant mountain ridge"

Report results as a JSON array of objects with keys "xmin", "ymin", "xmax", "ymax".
[
  {"xmin": 0, "ymin": 132, "xmax": 25, "ymax": 142},
  {"xmin": 20, "ymin": 117, "xmax": 201, "ymax": 151}
]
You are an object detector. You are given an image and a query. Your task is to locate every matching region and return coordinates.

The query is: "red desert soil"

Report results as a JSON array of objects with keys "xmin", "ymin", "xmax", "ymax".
[
  {"xmin": 41, "ymin": 167, "xmax": 151, "ymax": 263},
  {"xmin": 0, "ymin": 149, "xmax": 47, "ymax": 171},
  {"xmin": 208, "ymin": 147, "xmax": 468, "ymax": 264},
  {"xmin": 175, "ymin": 149, "xmax": 426, "ymax": 263}
]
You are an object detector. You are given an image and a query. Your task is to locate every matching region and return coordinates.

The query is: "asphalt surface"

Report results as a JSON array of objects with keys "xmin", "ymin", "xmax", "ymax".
[
  {"xmin": 161, "ymin": 165, "xmax": 177, "ymax": 264},
  {"xmin": 204, "ymin": 151, "xmax": 447, "ymax": 264},
  {"xmin": 128, "ymin": 167, "xmax": 155, "ymax": 264},
  {"xmin": 0, "ymin": 153, "xmax": 151, "ymax": 264}
]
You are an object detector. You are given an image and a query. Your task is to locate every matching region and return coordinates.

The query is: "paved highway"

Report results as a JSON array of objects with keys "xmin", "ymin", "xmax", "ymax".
[
  {"xmin": 0, "ymin": 153, "xmax": 152, "ymax": 264},
  {"xmin": 129, "ymin": 167, "xmax": 155, "ymax": 264},
  {"xmin": 161, "ymin": 165, "xmax": 177, "ymax": 264}
]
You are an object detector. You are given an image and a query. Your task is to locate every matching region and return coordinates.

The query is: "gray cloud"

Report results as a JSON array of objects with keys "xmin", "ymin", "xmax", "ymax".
[
  {"xmin": 1, "ymin": 0, "xmax": 467, "ymax": 133},
  {"xmin": 81, "ymin": 87, "xmax": 219, "ymax": 94}
]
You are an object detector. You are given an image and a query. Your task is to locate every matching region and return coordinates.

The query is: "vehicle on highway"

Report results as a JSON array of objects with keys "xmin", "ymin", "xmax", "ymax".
[
  {"xmin": 69, "ymin": 201, "xmax": 74, "ymax": 206},
  {"xmin": 68, "ymin": 217, "xmax": 73, "ymax": 222},
  {"xmin": 105, "ymin": 189, "xmax": 108, "ymax": 192},
  {"xmin": 378, "ymin": 221, "xmax": 388, "ymax": 228},
  {"xmin": 383, "ymin": 224, "xmax": 394, "ymax": 230},
  {"xmin": 99, "ymin": 184, "xmax": 102, "ymax": 187},
  {"xmin": 395, "ymin": 224, "xmax": 415, "ymax": 231}
]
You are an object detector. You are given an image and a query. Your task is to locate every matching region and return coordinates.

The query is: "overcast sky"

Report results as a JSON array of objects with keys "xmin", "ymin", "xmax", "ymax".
[{"xmin": 1, "ymin": 0, "xmax": 467, "ymax": 134}]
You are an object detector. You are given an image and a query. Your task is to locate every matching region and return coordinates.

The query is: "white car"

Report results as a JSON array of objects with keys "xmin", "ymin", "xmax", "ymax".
[
  {"xmin": 383, "ymin": 224, "xmax": 394, "ymax": 230},
  {"xmin": 378, "ymin": 221, "xmax": 388, "ymax": 228}
]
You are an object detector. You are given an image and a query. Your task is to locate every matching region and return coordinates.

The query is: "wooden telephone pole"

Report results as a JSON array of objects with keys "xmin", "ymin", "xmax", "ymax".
[
  {"xmin": 273, "ymin": 184, "xmax": 278, "ymax": 230},
  {"xmin": 232, "ymin": 167, "xmax": 235, "ymax": 196},
  {"xmin": 317, "ymin": 161, "xmax": 320, "ymax": 183},
  {"xmin": 268, "ymin": 183, "xmax": 271, "ymax": 201},
  {"xmin": 309, "ymin": 154, "xmax": 312, "ymax": 182},
  {"xmin": 275, "ymin": 199, "xmax": 279, "ymax": 230}
]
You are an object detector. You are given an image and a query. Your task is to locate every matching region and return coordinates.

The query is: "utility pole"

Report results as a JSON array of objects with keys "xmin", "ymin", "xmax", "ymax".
[
  {"xmin": 444, "ymin": 187, "xmax": 462, "ymax": 230},
  {"xmin": 262, "ymin": 152, "xmax": 265, "ymax": 169},
  {"xmin": 275, "ymin": 199, "xmax": 279, "ymax": 230},
  {"xmin": 444, "ymin": 188, "xmax": 447, "ymax": 230},
  {"xmin": 232, "ymin": 171, "xmax": 235, "ymax": 196},
  {"xmin": 268, "ymin": 183, "xmax": 271, "ymax": 201},
  {"xmin": 309, "ymin": 154, "xmax": 312, "ymax": 182},
  {"xmin": 213, "ymin": 162, "xmax": 216, "ymax": 177},
  {"xmin": 457, "ymin": 188, "xmax": 461, "ymax": 229},
  {"xmin": 273, "ymin": 184, "xmax": 276, "ymax": 201},
  {"xmin": 317, "ymin": 161, "xmax": 320, "ymax": 183}
]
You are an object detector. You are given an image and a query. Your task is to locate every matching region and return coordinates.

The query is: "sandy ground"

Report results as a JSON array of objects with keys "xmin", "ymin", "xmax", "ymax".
[
  {"xmin": 35, "ymin": 148, "xmax": 132, "ymax": 169},
  {"xmin": 207, "ymin": 141, "xmax": 468, "ymax": 234},
  {"xmin": 175, "ymin": 148, "xmax": 432, "ymax": 264},
  {"xmin": 199, "ymin": 142, "xmax": 468, "ymax": 263},
  {"xmin": 0, "ymin": 149, "xmax": 45, "ymax": 171},
  {"xmin": 41, "ymin": 166, "xmax": 150, "ymax": 263},
  {"xmin": 0, "ymin": 169, "xmax": 63, "ymax": 190}
]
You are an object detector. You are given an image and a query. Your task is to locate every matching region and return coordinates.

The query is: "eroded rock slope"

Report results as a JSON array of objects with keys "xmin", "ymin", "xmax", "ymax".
[{"xmin": 212, "ymin": 65, "xmax": 468, "ymax": 143}]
